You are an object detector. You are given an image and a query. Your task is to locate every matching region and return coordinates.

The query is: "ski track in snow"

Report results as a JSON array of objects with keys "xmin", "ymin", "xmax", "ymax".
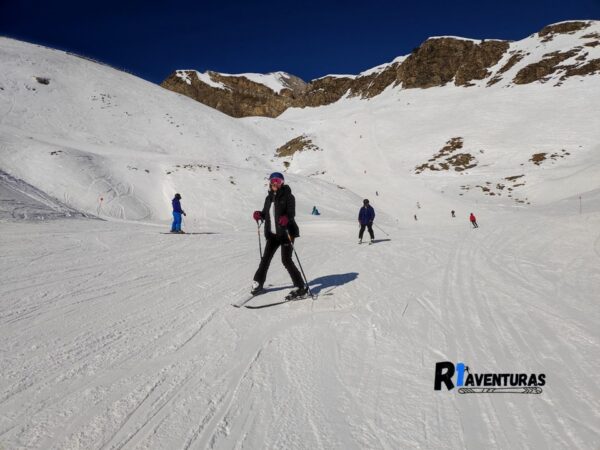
[{"xmin": 1, "ymin": 214, "xmax": 599, "ymax": 449}]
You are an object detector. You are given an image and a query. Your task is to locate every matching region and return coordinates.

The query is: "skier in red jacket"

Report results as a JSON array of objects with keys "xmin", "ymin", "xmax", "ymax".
[{"xmin": 469, "ymin": 212, "xmax": 478, "ymax": 228}]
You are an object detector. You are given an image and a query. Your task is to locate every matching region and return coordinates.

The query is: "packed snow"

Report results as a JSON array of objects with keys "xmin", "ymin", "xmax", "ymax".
[
  {"xmin": 194, "ymin": 71, "xmax": 229, "ymax": 90},
  {"xmin": 1, "ymin": 22, "xmax": 600, "ymax": 449},
  {"xmin": 229, "ymin": 71, "xmax": 295, "ymax": 93},
  {"xmin": 207, "ymin": 71, "xmax": 298, "ymax": 94},
  {"xmin": 358, "ymin": 56, "xmax": 407, "ymax": 77}
]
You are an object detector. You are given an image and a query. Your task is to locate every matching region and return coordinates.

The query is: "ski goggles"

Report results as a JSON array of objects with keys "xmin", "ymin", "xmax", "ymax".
[{"xmin": 269, "ymin": 177, "xmax": 284, "ymax": 187}]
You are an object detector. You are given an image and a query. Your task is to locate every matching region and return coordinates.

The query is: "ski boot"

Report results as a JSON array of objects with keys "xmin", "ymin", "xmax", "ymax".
[
  {"xmin": 251, "ymin": 281, "xmax": 264, "ymax": 295},
  {"xmin": 286, "ymin": 285, "xmax": 308, "ymax": 301}
]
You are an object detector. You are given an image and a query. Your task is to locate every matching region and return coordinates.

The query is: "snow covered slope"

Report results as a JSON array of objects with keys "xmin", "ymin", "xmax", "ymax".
[
  {"xmin": 272, "ymin": 19, "xmax": 600, "ymax": 221},
  {"xmin": 1, "ymin": 23, "xmax": 600, "ymax": 450},
  {"xmin": 0, "ymin": 37, "xmax": 362, "ymax": 228},
  {"xmin": 0, "ymin": 169, "xmax": 88, "ymax": 221},
  {"xmin": 1, "ymin": 210, "xmax": 599, "ymax": 449}
]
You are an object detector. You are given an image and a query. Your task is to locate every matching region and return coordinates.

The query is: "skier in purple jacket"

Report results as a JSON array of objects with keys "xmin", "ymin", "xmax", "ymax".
[{"xmin": 171, "ymin": 193, "xmax": 186, "ymax": 233}]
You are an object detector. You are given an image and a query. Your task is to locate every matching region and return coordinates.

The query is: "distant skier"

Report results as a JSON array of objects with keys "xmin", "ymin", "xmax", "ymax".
[
  {"xmin": 414, "ymin": 214, "xmax": 418, "ymax": 221},
  {"xmin": 451, "ymin": 210, "xmax": 455, "ymax": 218},
  {"xmin": 311, "ymin": 206, "xmax": 320, "ymax": 215},
  {"xmin": 470, "ymin": 212, "xmax": 479, "ymax": 228},
  {"xmin": 251, "ymin": 172, "xmax": 307, "ymax": 299},
  {"xmin": 416, "ymin": 201, "xmax": 421, "ymax": 209},
  {"xmin": 171, "ymin": 193, "xmax": 186, "ymax": 233},
  {"xmin": 358, "ymin": 199, "xmax": 375, "ymax": 244}
]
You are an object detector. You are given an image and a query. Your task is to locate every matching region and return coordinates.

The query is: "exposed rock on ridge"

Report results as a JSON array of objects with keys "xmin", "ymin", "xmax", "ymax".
[
  {"xmin": 397, "ymin": 38, "xmax": 509, "ymax": 88},
  {"xmin": 161, "ymin": 71, "xmax": 307, "ymax": 118},
  {"xmin": 538, "ymin": 21, "xmax": 590, "ymax": 42},
  {"xmin": 161, "ymin": 20, "xmax": 599, "ymax": 117}
]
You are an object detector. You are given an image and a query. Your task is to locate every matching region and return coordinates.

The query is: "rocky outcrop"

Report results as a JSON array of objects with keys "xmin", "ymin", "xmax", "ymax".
[
  {"xmin": 275, "ymin": 135, "xmax": 321, "ymax": 157},
  {"xmin": 538, "ymin": 21, "xmax": 590, "ymax": 42},
  {"xmin": 161, "ymin": 21, "xmax": 599, "ymax": 117},
  {"xmin": 415, "ymin": 137, "xmax": 478, "ymax": 173},
  {"xmin": 397, "ymin": 38, "xmax": 509, "ymax": 88},
  {"xmin": 161, "ymin": 71, "xmax": 307, "ymax": 118},
  {"xmin": 162, "ymin": 36, "xmax": 510, "ymax": 117},
  {"xmin": 297, "ymin": 76, "xmax": 354, "ymax": 108},
  {"xmin": 513, "ymin": 47, "xmax": 598, "ymax": 84},
  {"xmin": 563, "ymin": 58, "xmax": 600, "ymax": 77},
  {"xmin": 513, "ymin": 49, "xmax": 580, "ymax": 84},
  {"xmin": 347, "ymin": 63, "xmax": 402, "ymax": 98},
  {"xmin": 162, "ymin": 37, "xmax": 510, "ymax": 116},
  {"xmin": 487, "ymin": 51, "xmax": 526, "ymax": 86}
]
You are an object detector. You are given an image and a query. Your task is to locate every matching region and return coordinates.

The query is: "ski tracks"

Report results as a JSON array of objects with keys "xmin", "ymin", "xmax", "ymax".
[
  {"xmin": 2, "ymin": 218, "xmax": 599, "ymax": 448},
  {"xmin": 436, "ymin": 221, "xmax": 600, "ymax": 448}
]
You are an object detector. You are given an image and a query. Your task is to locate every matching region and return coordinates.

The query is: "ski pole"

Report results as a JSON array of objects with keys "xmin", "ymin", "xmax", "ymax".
[
  {"xmin": 287, "ymin": 232, "xmax": 314, "ymax": 299},
  {"xmin": 373, "ymin": 222, "xmax": 389, "ymax": 237},
  {"xmin": 256, "ymin": 220, "xmax": 263, "ymax": 259}
]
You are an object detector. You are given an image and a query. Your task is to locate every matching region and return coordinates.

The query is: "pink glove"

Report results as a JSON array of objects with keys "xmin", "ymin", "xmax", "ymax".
[
  {"xmin": 278, "ymin": 215, "xmax": 289, "ymax": 227},
  {"xmin": 253, "ymin": 211, "xmax": 263, "ymax": 221}
]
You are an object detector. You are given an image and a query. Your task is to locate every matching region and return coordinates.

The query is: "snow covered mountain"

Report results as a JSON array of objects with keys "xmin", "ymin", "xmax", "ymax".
[
  {"xmin": 162, "ymin": 70, "xmax": 307, "ymax": 117},
  {"xmin": 163, "ymin": 20, "xmax": 600, "ymax": 117},
  {"xmin": 1, "ymin": 20, "xmax": 599, "ymax": 450},
  {"xmin": 2, "ymin": 20, "xmax": 600, "ymax": 226},
  {"xmin": 0, "ymin": 37, "xmax": 363, "ymax": 228}
]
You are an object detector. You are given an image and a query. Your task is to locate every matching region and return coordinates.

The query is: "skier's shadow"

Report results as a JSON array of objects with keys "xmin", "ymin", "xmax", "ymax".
[
  {"xmin": 371, "ymin": 238, "xmax": 391, "ymax": 244},
  {"xmin": 308, "ymin": 272, "xmax": 358, "ymax": 296},
  {"xmin": 159, "ymin": 232, "xmax": 220, "ymax": 235},
  {"xmin": 185, "ymin": 232, "xmax": 220, "ymax": 235}
]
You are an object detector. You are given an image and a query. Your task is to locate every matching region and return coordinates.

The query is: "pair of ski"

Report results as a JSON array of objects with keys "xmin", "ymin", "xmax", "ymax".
[{"xmin": 232, "ymin": 287, "xmax": 313, "ymax": 309}]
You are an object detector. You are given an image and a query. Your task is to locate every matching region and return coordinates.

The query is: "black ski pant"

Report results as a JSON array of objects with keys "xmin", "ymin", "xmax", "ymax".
[
  {"xmin": 471, "ymin": 221, "xmax": 478, "ymax": 228},
  {"xmin": 359, "ymin": 223, "xmax": 375, "ymax": 240},
  {"xmin": 253, "ymin": 234, "xmax": 304, "ymax": 288}
]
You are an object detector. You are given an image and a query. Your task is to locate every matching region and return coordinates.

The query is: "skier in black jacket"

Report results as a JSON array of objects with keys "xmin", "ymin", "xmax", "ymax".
[{"xmin": 251, "ymin": 172, "xmax": 307, "ymax": 298}]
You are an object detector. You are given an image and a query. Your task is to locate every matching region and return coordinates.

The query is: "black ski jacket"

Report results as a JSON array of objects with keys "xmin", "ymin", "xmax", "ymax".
[{"xmin": 260, "ymin": 184, "xmax": 299, "ymax": 239}]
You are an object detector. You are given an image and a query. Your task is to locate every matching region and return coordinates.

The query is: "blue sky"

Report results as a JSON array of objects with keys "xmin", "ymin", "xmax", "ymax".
[{"xmin": 1, "ymin": 0, "xmax": 599, "ymax": 83}]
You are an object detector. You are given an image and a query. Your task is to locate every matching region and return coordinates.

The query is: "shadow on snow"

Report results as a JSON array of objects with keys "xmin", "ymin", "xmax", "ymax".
[
  {"xmin": 308, "ymin": 272, "xmax": 359, "ymax": 295},
  {"xmin": 159, "ymin": 232, "xmax": 220, "ymax": 235},
  {"xmin": 371, "ymin": 238, "xmax": 391, "ymax": 244}
]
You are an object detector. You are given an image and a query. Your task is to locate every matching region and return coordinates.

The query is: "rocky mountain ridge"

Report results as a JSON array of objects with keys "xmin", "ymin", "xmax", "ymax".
[{"xmin": 161, "ymin": 21, "xmax": 600, "ymax": 118}]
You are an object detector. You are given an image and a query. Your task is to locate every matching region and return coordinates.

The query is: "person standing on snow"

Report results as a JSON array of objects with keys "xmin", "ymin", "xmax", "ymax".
[
  {"xmin": 251, "ymin": 172, "xmax": 307, "ymax": 299},
  {"xmin": 469, "ymin": 212, "xmax": 479, "ymax": 228},
  {"xmin": 358, "ymin": 199, "xmax": 375, "ymax": 244},
  {"xmin": 171, "ymin": 193, "xmax": 186, "ymax": 233}
]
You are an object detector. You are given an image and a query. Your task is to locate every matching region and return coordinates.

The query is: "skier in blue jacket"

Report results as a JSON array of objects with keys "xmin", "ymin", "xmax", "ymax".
[
  {"xmin": 358, "ymin": 199, "xmax": 375, "ymax": 244},
  {"xmin": 171, "ymin": 193, "xmax": 186, "ymax": 233}
]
